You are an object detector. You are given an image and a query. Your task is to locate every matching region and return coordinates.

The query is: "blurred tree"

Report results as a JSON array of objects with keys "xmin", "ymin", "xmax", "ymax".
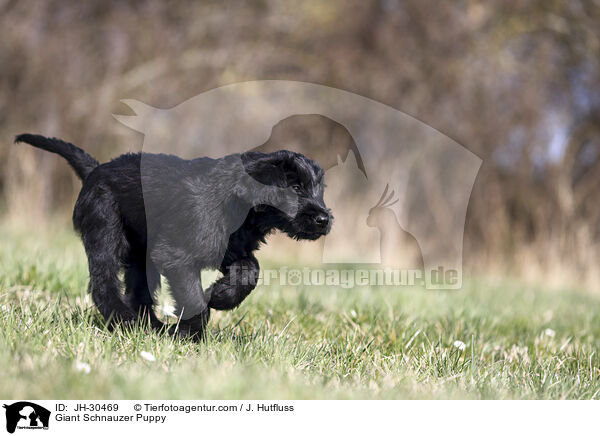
[{"xmin": 1, "ymin": 0, "xmax": 598, "ymax": 283}]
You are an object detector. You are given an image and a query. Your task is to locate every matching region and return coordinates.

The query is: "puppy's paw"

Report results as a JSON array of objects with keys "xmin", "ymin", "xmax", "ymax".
[
  {"xmin": 168, "ymin": 312, "xmax": 210, "ymax": 341},
  {"xmin": 104, "ymin": 313, "xmax": 138, "ymax": 331}
]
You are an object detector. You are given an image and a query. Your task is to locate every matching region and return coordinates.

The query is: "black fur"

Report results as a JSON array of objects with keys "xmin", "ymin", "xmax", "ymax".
[
  {"xmin": 14, "ymin": 134, "xmax": 99, "ymax": 179},
  {"xmin": 15, "ymin": 134, "xmax": 332, "ymax": 339}
]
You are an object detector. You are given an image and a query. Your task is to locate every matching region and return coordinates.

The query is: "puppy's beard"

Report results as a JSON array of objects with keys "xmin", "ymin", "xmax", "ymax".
[
  {"xmin": 286, "ymin": 223, "xmax": 331, "ymax": 241},
  {"xmin": 293, "ymin": 231, "xmax": 327, "ymax": 241}
]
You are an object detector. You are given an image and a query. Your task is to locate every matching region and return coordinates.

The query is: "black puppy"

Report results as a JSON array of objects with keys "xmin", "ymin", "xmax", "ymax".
[{"xmin": 15, "ymin": 134, "xmax": 332, "ymax": 338}]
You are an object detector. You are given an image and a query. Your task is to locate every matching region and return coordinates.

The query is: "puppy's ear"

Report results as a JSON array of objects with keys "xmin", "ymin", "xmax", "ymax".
[{"xmin": 241, "ymin": 151, "xmax": 289, "ymax": 186}]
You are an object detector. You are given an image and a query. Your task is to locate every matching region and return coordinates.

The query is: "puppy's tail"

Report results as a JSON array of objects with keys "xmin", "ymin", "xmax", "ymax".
[{"xmin": 14, "ymin": 134, "xmax": 99, "ymax": 180}]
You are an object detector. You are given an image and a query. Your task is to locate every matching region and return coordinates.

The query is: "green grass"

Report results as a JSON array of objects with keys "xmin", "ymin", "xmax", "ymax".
[{"xmin": 1, "ymin": 222, "xmax": 600, "ymax": 399}]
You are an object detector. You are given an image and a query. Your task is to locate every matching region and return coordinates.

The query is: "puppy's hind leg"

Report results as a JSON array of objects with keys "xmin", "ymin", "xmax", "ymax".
[
  {"xmin": 75, "ymin": 187, "xmax": 136, "ymax": 327},
  {"xmin": 124, "ymin": 254, "xmax": 163, "ymax": 330}
]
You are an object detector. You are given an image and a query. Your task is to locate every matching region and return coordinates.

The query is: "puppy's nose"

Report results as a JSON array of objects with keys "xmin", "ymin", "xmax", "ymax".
[{"xmin": 313, "ymin": 213, "xmax": 330, "ymax": 227}]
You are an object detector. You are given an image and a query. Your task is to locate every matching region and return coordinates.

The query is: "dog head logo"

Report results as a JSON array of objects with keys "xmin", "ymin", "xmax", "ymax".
[
  {"xmin": 115, "ymin": 80, "xmax": 481, "ymax": 289},
  {"xmin": 3, "ymin": 402, "xmax": 50, "ymax": 433}
]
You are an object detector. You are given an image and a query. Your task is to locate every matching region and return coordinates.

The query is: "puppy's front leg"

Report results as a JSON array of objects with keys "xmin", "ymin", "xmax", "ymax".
[
  {"xmin": 164, "ymin": 266, "xmax": 210, "ymax": 339},
  {"xmin": 208, "ymin": 257, "xmax": 259, "ymax": 310}
]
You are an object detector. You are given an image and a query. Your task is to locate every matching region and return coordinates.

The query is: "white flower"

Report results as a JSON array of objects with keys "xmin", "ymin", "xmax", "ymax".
[
  {"xmin": 75, "ymin": 360, "xmax": 91, "ymax": 374},
  {"xmin": 453, "ymin": 340, "xmax": 466, "ymax": 351},
  {"xmin": 23, "ymin": 317, "xmax": 33, "ymax": 330},
  {"xmin": 544, "ymin": 328, "xmax": 556, "ymax": 338},
  {"xmin": 140, "ymin": 351, "xmax": 156, "ymax": 362}
]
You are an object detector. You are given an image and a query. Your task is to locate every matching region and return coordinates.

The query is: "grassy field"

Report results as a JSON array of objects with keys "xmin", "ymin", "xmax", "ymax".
[{"xmin": 1, "ymin": 221, "xmax": 600, "ymax": 399}]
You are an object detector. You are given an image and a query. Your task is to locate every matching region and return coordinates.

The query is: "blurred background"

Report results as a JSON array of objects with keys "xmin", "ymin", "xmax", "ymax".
[{"xmin": 1, "ymin": 0, "xmax": 599, "ymax": 288}]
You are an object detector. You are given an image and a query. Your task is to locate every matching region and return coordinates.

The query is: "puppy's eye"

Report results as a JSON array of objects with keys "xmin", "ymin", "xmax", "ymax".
[{"xmin": 292, "ymin": 184, "xmax": 302, "ymax": 192}]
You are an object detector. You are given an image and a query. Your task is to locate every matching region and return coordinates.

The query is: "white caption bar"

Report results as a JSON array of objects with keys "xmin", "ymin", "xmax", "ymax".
[{"xmin": 0, "ymin": 400, "xmax": 596, "ymax": 435}]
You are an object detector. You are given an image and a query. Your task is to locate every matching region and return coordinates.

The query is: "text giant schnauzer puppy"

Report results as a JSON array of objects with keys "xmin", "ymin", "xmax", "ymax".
[{"xmin": 15, "ymin": 134, "xmax": 332, "ymax": 338}]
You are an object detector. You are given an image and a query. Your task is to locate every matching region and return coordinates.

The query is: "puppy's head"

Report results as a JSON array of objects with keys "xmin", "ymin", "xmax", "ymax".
[{"xmin": 241, "ymin": 150, "xmax": 332, "ymax": 240}]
